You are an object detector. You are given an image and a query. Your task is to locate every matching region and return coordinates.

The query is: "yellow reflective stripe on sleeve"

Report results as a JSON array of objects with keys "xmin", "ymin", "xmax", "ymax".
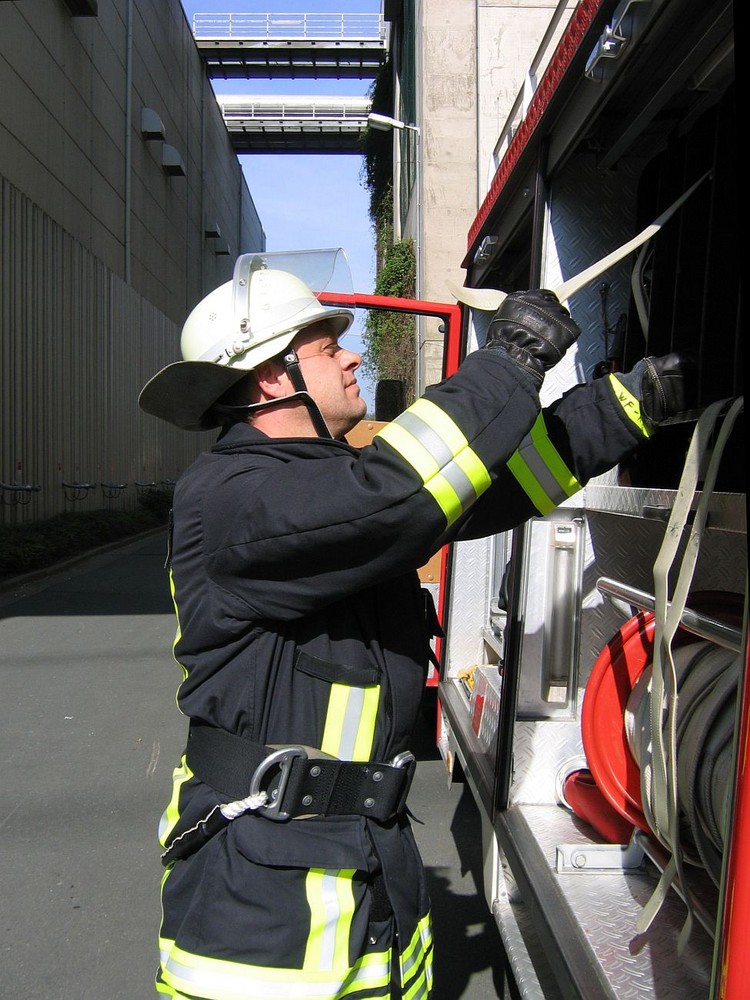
[
  {"xmin": 408, "ymin": 397, "xmax": 467, "ymax": 453},
  {"xmin": 158, "ymin": 755, "xmax": 194, "ymax": 846},
  {"xmin": 378, "ymin": 420, "xmax": 440, "ymax": 481},
  {"xmin": 321, "ymin": 683, "xmax": 380, "ymax": 761},
  {"xmin": 527, "ymin": 413, "xmax": 580, "ymax": 497},
  {"xmin": 507, "ymin": 413, "xmax": 581, "ymax": 515},
  {"xmin": 423, "ymin": 474, "xmax": 463, "ymax": 527},
  {"xmin": 507, "ymin": 450, "xmax": 556, "ymax": 515},
  {"xmin": 304, "ymin": 869, "xmax": 357, "ymax": 973},
  {"xmin": 377, "ymin": 418, "xmax": 465, "ymax": 523},
  {"xmin": 375, "ymin": 398, "xmax": 491, "ymax": 527},
  {"xmin": 609, "ymin": 373, "xmax": 651, "ymax": 437}
]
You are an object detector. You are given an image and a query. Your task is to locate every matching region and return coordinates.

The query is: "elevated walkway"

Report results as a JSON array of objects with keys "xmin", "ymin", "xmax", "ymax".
[
  {"xmin": 193, "ymin": 11, "xmax": 387, "ymax": 80},
  {"xmin": 217, "ymin": 94, "xmax": 371, "ymax": 153}
]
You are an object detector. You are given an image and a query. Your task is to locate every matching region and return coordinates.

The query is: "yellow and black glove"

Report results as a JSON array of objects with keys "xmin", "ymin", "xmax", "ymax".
[{"xmin": 616, "ymin": 353, "xmax": 697, "ymax": 431}]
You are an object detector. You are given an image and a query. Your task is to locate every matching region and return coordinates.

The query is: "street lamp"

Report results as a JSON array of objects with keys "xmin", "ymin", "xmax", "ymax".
[{"xmin": 367, "ymin": 112, "xmax": 420, "ymax": 134}]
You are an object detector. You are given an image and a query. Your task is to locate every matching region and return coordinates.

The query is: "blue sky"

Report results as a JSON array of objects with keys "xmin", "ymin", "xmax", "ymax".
[{"xmin": 180, "ymin": 1, "xmax": 380, "ymax": 408}]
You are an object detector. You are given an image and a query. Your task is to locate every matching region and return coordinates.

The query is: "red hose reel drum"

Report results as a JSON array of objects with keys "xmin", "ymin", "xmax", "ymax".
[{"xmin": 580, "ymin": 592, "xmax": 743, "ymax": 834}]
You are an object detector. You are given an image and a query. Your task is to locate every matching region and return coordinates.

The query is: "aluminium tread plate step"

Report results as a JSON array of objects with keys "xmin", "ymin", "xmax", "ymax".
[{"xmin": 495, "ymin": 804, "xmax": 716, "ymax": 1000}]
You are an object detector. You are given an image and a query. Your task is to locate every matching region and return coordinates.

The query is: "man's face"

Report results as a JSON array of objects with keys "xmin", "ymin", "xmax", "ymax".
[{"xmin": 292, "ymin": 322, "xmax": 367, "ymax": 438}]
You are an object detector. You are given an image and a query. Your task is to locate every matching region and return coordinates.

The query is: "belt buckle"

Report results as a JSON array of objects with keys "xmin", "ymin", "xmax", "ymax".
[
  {"xmin": 390, "ymin": 750, "xmax": 416, "ymax": 814},
  {"xmin": 250, "ymin": 746, "xmax": 307, "ymax": 821}
]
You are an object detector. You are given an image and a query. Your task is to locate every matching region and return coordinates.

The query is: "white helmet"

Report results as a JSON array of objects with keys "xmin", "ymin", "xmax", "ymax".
[{"xmin": 139, "ymin": 251, "xmax": 354, "ymax": 431}]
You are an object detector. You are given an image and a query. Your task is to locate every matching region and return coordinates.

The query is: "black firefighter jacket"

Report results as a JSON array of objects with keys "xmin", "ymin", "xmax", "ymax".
[{"xmin": 156, "ymin": 347, "xmax": 649, "ymax": 1000}]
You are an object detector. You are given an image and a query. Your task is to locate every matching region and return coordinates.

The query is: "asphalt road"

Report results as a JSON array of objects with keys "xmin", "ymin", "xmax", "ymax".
[{"xmin": 0, "ymin": 533, "xmax": 506, "ymax": 999}]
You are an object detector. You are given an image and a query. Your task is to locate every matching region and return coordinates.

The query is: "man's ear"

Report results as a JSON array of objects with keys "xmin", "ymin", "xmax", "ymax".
[{"xmin": 253, "ymin": 358, "xmax": 288, "ymax": 399}]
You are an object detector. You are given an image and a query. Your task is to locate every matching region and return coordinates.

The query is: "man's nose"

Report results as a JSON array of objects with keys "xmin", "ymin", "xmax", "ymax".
[{"xmin": 340, "ymin": 348, "xmax": 362, "ymax": 370}]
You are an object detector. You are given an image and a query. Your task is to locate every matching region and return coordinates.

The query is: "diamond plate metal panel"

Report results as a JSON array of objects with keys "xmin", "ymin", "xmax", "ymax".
[
  {"xmin": 579, "ymin": 510, "xmax": 747, "ymax": 686},
  {"xmin": 510, "ymin": 721, "xmax": 585, "ymax": 806},
  {"xmin": 515, "ymin": 805, "xmax": 715, "ymax": 1000},
  {"xmin": 583, "ymin": 484, "xmax": 746, "ymax": 534},
  {"xmin": 443, "ymin": 535, "xmax": 494, "ymax": 671},
  {"xmin": 540, "ymin": 156, "xmax": 641, "ymax": 401},
  {"xmin": 509, "ymin": 508, "xmax": 746, "ymax": 803},
  {"xmin": 493, "ymin": 854, "xmax": 563, "ymax": 999}
]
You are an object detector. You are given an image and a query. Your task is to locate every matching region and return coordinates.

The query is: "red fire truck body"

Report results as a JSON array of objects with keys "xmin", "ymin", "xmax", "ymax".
[
  {"xmin": 434, "ymin": 2, "xmax": 743, "ymax": 998},
  {"xmin": 330, "ymin": 3, "xmax": 741, "ymax": 995}
]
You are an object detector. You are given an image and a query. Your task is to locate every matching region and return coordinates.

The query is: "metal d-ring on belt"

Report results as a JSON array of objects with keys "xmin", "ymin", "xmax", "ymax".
[{"xmin": 161, "ymin": 722, "xmax": 416, "ymax": 866}]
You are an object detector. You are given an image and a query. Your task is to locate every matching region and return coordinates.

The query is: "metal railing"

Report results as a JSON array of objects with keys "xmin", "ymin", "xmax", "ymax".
[
  {"xmin": 488, "ymin": 0, "xmax": 577, "ymax": 186},
  {"xmin": 218, "ymin": 95, "xmax": 371, "ymax": 124},
  {"xmin": 192, "ymin": 12, "xmax": 385, "ymax": 42}
]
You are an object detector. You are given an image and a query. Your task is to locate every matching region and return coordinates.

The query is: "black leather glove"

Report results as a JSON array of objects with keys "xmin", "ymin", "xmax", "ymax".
[
  {"xmin": 616, "ymin": 353, "xmax": 697, "ymax": 430},
  {"xmin": 485, "ymin": 289, "xmax": 581, "ymax": 386}
]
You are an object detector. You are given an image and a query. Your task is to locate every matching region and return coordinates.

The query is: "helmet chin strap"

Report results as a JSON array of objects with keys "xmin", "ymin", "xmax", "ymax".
[
  {"xmin": 280, "ymin": 348, "xmax": 333, "ymax": 439},
  {"xmin": 211, "ymin": 349, "xmax": 333, "ymax": 439}
]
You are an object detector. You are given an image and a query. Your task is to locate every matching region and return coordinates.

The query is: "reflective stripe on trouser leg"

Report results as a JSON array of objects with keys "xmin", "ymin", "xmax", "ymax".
[
  {"xmin": 399, "ymin": 913, "xmax": 434, "ymax": 1000},
  {"xmin": 158, "ymin": 853, "xmax": 394, "ymax": 998},
  {"xmin": 304, "ymin": 869, "xmax": 357, "ymax": 973},
  {"xmin": 157, "ymin": 933, "xmax": 392, "ymax": 998},
  {"xmin": 375, "ymin": 398, "xmax": 491, "ymax": 527},
  {"xmin": 507, "ymin": 413, "xmax": 581, "ymax": 515}
]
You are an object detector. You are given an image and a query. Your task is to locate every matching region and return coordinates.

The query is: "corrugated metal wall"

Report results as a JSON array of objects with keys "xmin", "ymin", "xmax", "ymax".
[{"xmin": 1, "ymin": 176, "xmax": 211, "ymax": 524}]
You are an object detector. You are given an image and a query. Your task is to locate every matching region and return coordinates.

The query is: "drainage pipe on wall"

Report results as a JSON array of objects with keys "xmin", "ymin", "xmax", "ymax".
[{"xmin": 124, "ymin": 0, "xmax": 133, "ymax": 285}]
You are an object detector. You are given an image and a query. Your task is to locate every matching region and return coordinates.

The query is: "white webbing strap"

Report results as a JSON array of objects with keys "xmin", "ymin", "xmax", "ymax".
[
  {"xmin": 636, "ymin": 395, "xmax": 744, "ymax": 950},
  {"xmin": 448, "ymin": 172, "xmax": 711, "ymax": 312}
]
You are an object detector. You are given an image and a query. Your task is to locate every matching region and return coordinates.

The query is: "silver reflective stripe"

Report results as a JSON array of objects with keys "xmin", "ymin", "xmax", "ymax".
[
  {"xmin": 394, "ymin": 409, "xmax": 479, "ymax": 516},
  {"xmin": 161, "ymin": 941, "xmax": 390, "ymax": 998},
  {"xmin": 399, "ymin": 912, "xmax": 433, "ymax": 998},
  {"xmin": 375, "ymin": 398, "xmax": 491, "ymax": 527},
  {"xmin": 304, "ymin": 868, "xmax": 357, "ymax": 975},
  {"xmin": 336, "ymin": 687, "xmax": 365, "ymax": 760},
  {"xmin": 322, "ymin": 684, "xmax": 379, "ymax": 762},
  {"xmin": 397, "ymin": 408, "xmax": 454, "ymax": 468},
  {"xmin": 515, "ymin": 432, "xmax": 573, "ymax": 508},
  {"xmin": 318, "ymin": 873, "xmax": 340, "ymax": 970},
  {"xmin": 507, "ymin": 415, "xmax": 580, "ymax": 515}
]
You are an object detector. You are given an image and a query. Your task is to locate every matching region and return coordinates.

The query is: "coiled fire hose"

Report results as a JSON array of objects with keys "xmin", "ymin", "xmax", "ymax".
[
  {"xmin": 578, "ymin": 395, "xmax": 745, "ymax": 952},
  {"xmin": 634, "ymin": 395, "xmax": 743, "ymax": 951},
  {"xmin": 625, "ymin": 639, "xmax": 741, "ymax": 888}
]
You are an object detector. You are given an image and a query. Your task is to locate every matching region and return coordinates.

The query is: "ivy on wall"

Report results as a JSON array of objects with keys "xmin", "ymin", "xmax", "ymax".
[
  {"xmin": 360, "ymin": 56, "xmax": 418, "ymax": 407},
  {"xmin": 360, "ymin": 231, "xmax": 417, "ymax": 406},
  {"xmin": 361, "ymin": 55, "xmax": 394, "ymax": 234}
]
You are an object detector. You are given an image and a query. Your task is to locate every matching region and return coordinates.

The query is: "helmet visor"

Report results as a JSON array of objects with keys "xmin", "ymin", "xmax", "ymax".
[{"xmin": 232, "ymin": 247, "xmax": 353, "ymax": 334}]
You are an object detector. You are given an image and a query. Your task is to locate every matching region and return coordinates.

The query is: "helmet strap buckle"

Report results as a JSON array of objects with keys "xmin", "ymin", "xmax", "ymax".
[{"xmin": 281, "ymin": 349, "xmax": 332, "ymax": 440}]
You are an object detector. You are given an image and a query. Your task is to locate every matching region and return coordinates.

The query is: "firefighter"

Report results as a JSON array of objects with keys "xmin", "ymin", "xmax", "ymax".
[{"xmin": 138, "ymin": 252, "xmax": 692, "ymax": 1000}]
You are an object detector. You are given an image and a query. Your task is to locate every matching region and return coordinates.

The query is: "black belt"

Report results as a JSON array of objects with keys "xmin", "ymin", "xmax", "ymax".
[{"xmin": 186, "ymin": 721, "xmax": 416, "ymax": 824}]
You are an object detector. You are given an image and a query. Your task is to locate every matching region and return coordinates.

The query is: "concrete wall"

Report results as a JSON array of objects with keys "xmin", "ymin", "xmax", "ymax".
[
  {"xmin": 476, "ymin": 1, "xmax": 575, "ymax": 194},
  {"xmin": 0, "ymin": 0, "xmax": 263, "ymax": 322},
  {"xmin": 414, "ymin": 0, "xmax": 477, "ymax": 390},
  {"xmin": 0, "ymin": 0, "xmax": 264, "ymax": 524},
  {"xmin": 407, "ymin": 0, "xmax": 574, "ymax": 392}
]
